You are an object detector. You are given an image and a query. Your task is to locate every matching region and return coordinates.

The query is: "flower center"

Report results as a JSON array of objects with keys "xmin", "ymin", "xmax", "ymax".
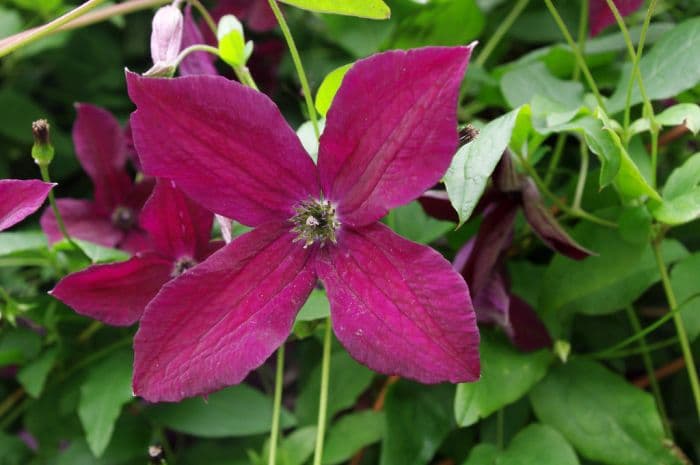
[
  {"xmin": 111, "ymin": 206, "xmax": 135, "ymax": 230},
  {"xmin": 171, "ymin": 256, "xmax": 197, "ymax": 277},
  {"xmin": 290, "ymin": 199, "xmax": 340, "ymax": 248}
]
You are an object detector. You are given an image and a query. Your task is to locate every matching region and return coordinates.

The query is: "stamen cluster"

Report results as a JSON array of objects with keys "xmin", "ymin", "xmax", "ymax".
[{"xmin": 290, "ymin": 199, "xmax": 340, "ymax": 248}]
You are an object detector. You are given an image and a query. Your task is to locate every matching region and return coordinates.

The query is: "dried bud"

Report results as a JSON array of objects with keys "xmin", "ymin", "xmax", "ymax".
[
  {"xmin": 31, "ymin": 119, "xmax": 54, "ymax": 166},
  {"xmin": 148, "ymin": 444, "xmax": 165, "ymax": 464},
  {"xmin": 458, "ymin": 124, "xmax": 479, "ymax": 147},
  {"xmin": 150, "ymin": 5, "xmax": 183, "ymax": 70}
]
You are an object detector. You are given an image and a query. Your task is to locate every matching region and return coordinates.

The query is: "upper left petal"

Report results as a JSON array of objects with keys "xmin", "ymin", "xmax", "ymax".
[
  {"xmin": 0, "ymin": 180, "xmax": 53, "ymax": 231},
  {"xmin": 316, "ymin": 223, "xmax": 480, "ymax": 383},
  {"xmin": 127, "ymin": 72, "xmax": 320, "ymax": 226},
  {"xmin": 318, "ymin": 46, "xmax": 474, "ymax": 226},
  {"xmin": 133, "ymin": 222, "xmax": 316, "ymax": 402}
]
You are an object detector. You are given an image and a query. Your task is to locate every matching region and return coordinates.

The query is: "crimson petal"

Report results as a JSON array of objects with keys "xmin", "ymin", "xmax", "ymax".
[
  {"xmin": 179, "ymin": 5, "xmax": 218, "ymax": 76},
  {"xmin": 521, "ymin": 179, "xmax": 593, "ymax": 260},
  {"xmin": 127, "ymin": 72, "xmax": 319, "ymax": 226},
  {"xmin": 51, "ymin": 254, "xmax": 173, "ymax": 326},
  {"xmin": 133, "ymin": 222, "xmax": 316, "ymax": 402},
  {"xmin": 73, "ymin": 104, "xmax": 132, "ymax": 213},
  {"xmin": 140, "ymin": 179, "xmax": 213, "ymax": 260},
  {"xmin": 0, "ymin": 180, "xmax": 53, "ymax": 231},
  {"xmin": 316, "ymin": 223, "xmax": 479, "ymax": 383},
  {"xmin": 40, "ymin": 198, "xmax": 123, "ymax": 247},
  {"xmin": 589, "ymin": 0, "xmax": 644, "ymax": 36},
  {"xmin": 318, "ymin": 46, "xmax": 474, "ymax": 227}
]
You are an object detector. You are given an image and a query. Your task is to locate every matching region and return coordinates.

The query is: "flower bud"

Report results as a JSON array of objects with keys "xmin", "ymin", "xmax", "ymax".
[
  {"xmin": 217, "ymin": 14, "xmax": 253, "ymax": 67},
  {"xmin": 31, "ymin": 119, "xmax": 54, "ymax": 166},
  {"xmin": 149, "ymin": 5, "xmax": 184, "ymax": 72}
]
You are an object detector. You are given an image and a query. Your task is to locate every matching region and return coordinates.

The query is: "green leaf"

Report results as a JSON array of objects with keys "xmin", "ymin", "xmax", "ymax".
[
  {"xmin": 631, "ymin": 103, "xmax": 700, "ymax": 135},
  {"xmin": 381, "ymin": 382, "xmax": 454, "ymax": 465},
  {"xmin": 54, "ymin": 239, "xmax": 129, "ymax": 264},
  {"xmin": 296, "ymin": 288, "xmax": 330, "ymax": 321},
  {"xmin": 608, "ymin": 18, "xmax": 700, "ymax": 113},
  {"xmin": 671, "ymin": 252, "xmax": 700, "ymax": 341},
  {"xmin": 149, "ymin": 384, "xmax": 295, "ymax": 437},
  {"xmin": 296, "ymin": 350, "xmax": 374, "ymax": 425},
  {"xmin": 0, "ymin": 327, "xmax": 41, "ymax": 367},
  {"xmin": 278, "ymin": 0, "xmax": 390, "ymax": 19},
  {"xmin": 17, "ymin": 347, "xmax": 58, "ymax": 398},
  {"xmin": 454, "ymin": 333, "xmax": 552, "ymax": 427},
  {"xmin": 0, "ymin": 431, "xmax": 30, "ymax": 465},
  {"xmin": 445, "ymin": 107, "xmax": 522, "ymax": 225},
  {"xmin": 78, "ymin": 350, "xmax": 133, "ymax": 457},
  {"xmin": 530, "ymin": 359, "xmax": 684, "ymax": 465},
  {"xmin": 323, "ymin": 411, "xmax": 385, "ymax": 465},
  {"xmin": 462, "ymin": 424, "xmax": 580, "ymax": 465},
  {"xmin": 297, "ymin": 118, "xmax": 326, "ymax": 163},
  {"xmin": 315, "ymin": 63, "xmax": 352, "ymax": 117},
  {"xmin": 539, "ymin": 217, "xmax": 687, "ymax": 333},
  {"xmin": 500, "ymin": 62, "xmax": 583, "ymax": 115},
  {"xmin": 321, "ymin": 14, "xmax": 395, "ymax": 58},
  {"xmin": 384, "ymin": 201, "xmax": 454, "ymax": 244},
  {"xmin": 277, "ymin": 426, "xmax": 317, "ymax": 465},
  {"xmin": 652, "ymin": 153, "xmax": 700, "ymax": 225},
  {"xmin": 0, "ymin": 231, "xmax": 47, "ymax": 256}
]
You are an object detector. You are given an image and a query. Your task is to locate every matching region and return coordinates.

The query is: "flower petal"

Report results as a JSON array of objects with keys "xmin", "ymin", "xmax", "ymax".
[
  {"xmin": 127, "ymin": 72, "xmax": 320, "ymax": 226},
  {"xmin": 51, "ymin": 254, "xmax": 173, "ymax": 326},
  {"xmin": 521, "ymin": 179, "xmax": 593, "ymax": 260},
  {"xmin": 40, "ymin": 198, "xmax": 122, "ymax": 247},
  {"xmin": 0, "ymin": 180, "xmax": 53, "ymax": 231},
  {"xmin": 140, "ymin": 179, "xmax": 213, "ymax": 260},
  {"xmin": 472, "ymin": 271, "xmax": 511, "ymax": 330},
  {"xmin": 417, "ymin": 190, "xmax": 459, "ymax": 223},
  {"xmin": 318, "ymin": 46, "xmax": 474, "ymax": 226},
  {"xmin": 73, "ymin": 104, "xmax": 132, "ymax": 212},
  {"xmin": 316, "ymin": 223, "xmax": 479, "ymax": 383},
  {"xmin": 456, "ymin": 199, "xmax": 518, "ymax": 295},
  {"xmin": 133, "ymin": 222, "xmax": 316, "ymax": 401},
  {"xmin": 589, "ymin": 0, "xmax": 643, "ymax": 36},
  {"xmin": 179, "ymin": 5, "xmax": 218, "ymax": 76},
  {"xmin": 509, "ymin": 295, "xmax": 552, "ymax": 352}
]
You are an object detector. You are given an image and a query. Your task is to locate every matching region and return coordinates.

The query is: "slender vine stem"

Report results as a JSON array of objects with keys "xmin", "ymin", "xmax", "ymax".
[
  {"xmin": 543, "ymin": 0, "xmax": 605, "ymax": 110},
  {"xmin": 544, "ymin": 134, "xmax": 567, "ymax": 187},
  {"xmin": 312, "ymin": 321, "xmax": 333, "ymax": 465},
  {"xmin": 591, "ymin": 336, "xmax": 678, "ymax": 359},
  {"xmin": 187, "ymin": 0, "xmax": 217, "ymax": 35},
  {"xmin": 572, "ymin": 139, "xmax": 589, "ymax": 210},
  {"xmin": 268, "ymin": 345, "xmax": 285, "ymax": 465},
  {"xmin": 652, "ymin": 240, "xmax": 700, "ymax": 421},
  {"xmin": 266, "ymin": 0, "xmax": 320, "ymax": 138},
  {"xmin": 624, "ymin": 305, "xmax": 672, "ymax": 438},
  {"xmin": 572, "ymin": 0, "xmax": 588, "ymax": 81},
  {"xmin": 474, "ymin": 0, "xmax": 529, "ymax": 67}
]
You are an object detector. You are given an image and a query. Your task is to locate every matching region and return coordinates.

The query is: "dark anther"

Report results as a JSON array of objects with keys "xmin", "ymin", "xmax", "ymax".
[
  {"xmin": 111, "ymin": 206, "xmax": 135, "ymax": 230},
  {"xmin": 459, "ymin": 124, "xmax": 479, "ymax": 147},
  {"xmin": 171, "ymin": 256, "xmax": 197, "ymax": 277},
  {"xmin": 148, "ymin": 444, "xmax": 165, "ymax": 464},
  {"xmin": 31, "ymin": 119, "xmax": 51, "ymax": 146}
]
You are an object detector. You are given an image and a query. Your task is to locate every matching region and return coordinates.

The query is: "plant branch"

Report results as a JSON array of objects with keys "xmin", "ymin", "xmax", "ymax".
[{"xmin": 474, "ymin": 0, "xmax": 529, "ymax": 67}]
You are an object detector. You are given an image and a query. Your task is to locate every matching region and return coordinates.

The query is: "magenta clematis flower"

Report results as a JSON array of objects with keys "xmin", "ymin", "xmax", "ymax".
[
  {"xmin": 589, "ymin": 0, "xmax": 644, "ymax": 36},
  {"xmin": 41, "ymin": 104, "xmax": 153, "ymax": 254},
  {"xmin": 0, "ymin": 179, "xmax": 53, "ymax": 231},
  {"xmin": 421, "ymin": 153, "xmax": 592, "ymax": 351},
  {"xmin": 126, "ymin": 45, "xmax": 480, "ymax": 401},
  {"xmin": 51, "ymin": 179, "xmax": 218, "ymax": 326}
]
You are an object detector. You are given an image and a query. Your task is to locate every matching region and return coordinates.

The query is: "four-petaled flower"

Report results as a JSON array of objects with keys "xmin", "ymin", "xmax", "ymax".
[
  {"xmin": 127, "ymin": 45, "xmax": 480, "ymax": 401},
  {"xmin": 0, "ymin": 180, "xmax": 53, "ymax": 231},
  {"xmin": 51, "ymin": 179, "xmax": 219, "ymax": 326},
  {"xmin": 41, "ymin": 104, "xmax": 153, "ymax": 254}
]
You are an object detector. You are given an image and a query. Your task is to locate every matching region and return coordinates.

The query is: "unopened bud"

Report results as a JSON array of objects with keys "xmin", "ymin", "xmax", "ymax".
[
  {"xmin": 149, "ymin": 5, "xmax": 183, "ymax": 72},
  {"xmin": 217, "ymin": 15, "xmax": 253, "ymax": 67},
  {"xmin": 31, "ymin": 119, "xmax": 54, "ymax": 166}
]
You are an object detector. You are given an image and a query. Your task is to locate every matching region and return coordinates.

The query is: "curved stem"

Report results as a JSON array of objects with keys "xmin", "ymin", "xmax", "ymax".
[
  {"xmin": 624, "ymin": 305, "xmax": 672, "ymax": 439},
  {"xmin": 572, "ymin": 138, "xmax": 589, "ymax": 210},
  {"xmin": 544, "ymin": 134, "xmax": 567, "ymax": 187},
  {"xmin": 172, "ymin": 43, "xmax": 220, "ymax": 70},
  {"xmin": 572, "ymin": 0, "xmax": 588, "ymax": 81},
  {"xmin": 543, "ymin": 0, "xmax": 605, "ymax": 110},
  {"xmin": 187, "ymin": 0, "xmax": 217, "ymax": 36},
  {"xmin": 268, "ymin": 345, "xmax": 285, "ymax": 465},
  {"xmin": 474, "ymin": 0, "xmax": 529, "ymax": 67},
  {"xmin": 267, "ymin": 0, "xmax": 319, "ymax": 138},
  {"xmin": 312, "ymin": 321, "xmax": 333, "ymax": 465},
  {"xmin": 653, "ymin": 239, "xmax": 700, "ymax": 422}
]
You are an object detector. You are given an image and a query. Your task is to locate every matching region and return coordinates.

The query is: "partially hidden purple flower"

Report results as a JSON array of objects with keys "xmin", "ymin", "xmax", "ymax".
[
  {"xmin": 421, "ymin": 153, "xmax": 593, "ymax": 351},
  {"xmin": 127, "ymin": 46, "xmax": 480, "ymax": 402},
  {"xmin": 41, "ymin": 104, "xmax": 153, "ymax": 254},
  {"xmin": 589, "ymin": 0, "xmax": 644, "ymax": 37},
  {"xmin": 0, "ymin": 179, "xmax": 53, "ymax": 231},
  {"xmin": 51, "ymin": 179, "xmax": 218, "ymax": 326}
]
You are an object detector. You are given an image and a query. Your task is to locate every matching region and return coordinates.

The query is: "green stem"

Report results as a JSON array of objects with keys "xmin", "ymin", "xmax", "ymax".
[
  {"xmin": 267, "ymin": 0, "xmax": 319, "ymax": 138},
  {"xmin": 0, "ymin": 0, "xmax": 107, "ymax": 58},
  {"xmin": 474, "ymin": 0, "xmax": 529, "ymax": 67},
  {"xmin": 517, "ymin": 153, "xmax": 617, "ymax": 228},
  {"xmin": 0, "ymin": 258, "xmax": 50, "ymax": 267},
  {"xmin": 572, "ymin": 138, "xmax": 589, "ymax": 210},
  {"xmin": 543, "ymin": 0, "xmax": 606, "ymax": 110},
  {"xmin": 652, "ymin": 239, "xmax": 700, "ymax": 421},
  {"xmin": 172, "ymin": 44, "xmax": 220, "ymax": 71},
  {"xmin": 624, "ymin": 305, "xmax": 672, "ymax": 438},
  {"xmin": 268, "ymin": 345, "xmax": 285, "ymax": 465},
  {"xmin": 77, "ymin": 320, "xmax": 103, "ymax": 343},
  {"xmin": 496, "ymin": 409, "xmax": 504, "ymax": 449},
  {"xmin": 187, "ymin": 0, "xmax": 217, "ymax": 35},
  {"xmin": 233, "ymin": 65, "xmax": 259, "ymax": 91},
  {"xmin": 572, "ymin": 0, "xmax": 588, "ymax": 81},
  {"xmin": 592, "ymin": 336, "xmax": 678, "ymax": 359},
  {"xmin": 544, "ymin": 134, "xmax": 567, "ymax": 187},
  {"xmin": 312, "ymin": 321, "xmax": 333, "ymax": 465}
]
